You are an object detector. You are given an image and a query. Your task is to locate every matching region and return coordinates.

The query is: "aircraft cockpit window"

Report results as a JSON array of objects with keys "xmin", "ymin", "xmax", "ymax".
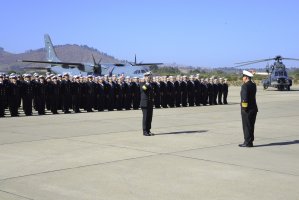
[
  {"xmin": 275, "ymin": 72, "xmax": 278, "ymax": 76},
  {"xmin": 141, "ymin": 70, "xmax": 146, "ymax": 73},
  {"xmin": 278, "ymin": 71, "xmax": 284, "ymax": 76},
  {"xmin": 134, "ymin": 70, "xmax": 141, "ymax": 74}
]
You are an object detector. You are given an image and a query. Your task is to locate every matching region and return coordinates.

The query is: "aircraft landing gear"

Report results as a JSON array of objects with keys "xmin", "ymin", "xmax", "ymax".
[{"xmin": 263, "ymin": 84, "xmax": 268, "ymax": 90}]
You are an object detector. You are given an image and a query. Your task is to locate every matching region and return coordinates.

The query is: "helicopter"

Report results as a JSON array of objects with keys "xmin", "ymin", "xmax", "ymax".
[{"xmin": 235, "ymin": 55, "xmax": 299, "ymax": 91}]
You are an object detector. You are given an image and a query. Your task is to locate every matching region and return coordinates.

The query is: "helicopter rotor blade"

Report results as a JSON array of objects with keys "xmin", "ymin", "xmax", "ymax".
[
  {"xmin": 282, "ymin": 58, "xmax": 299, "ymax": 61},
  {"xmin": 234, "ymin": 60, "xmax": 273, "ymax": 67},
  {"xmin": 235, "ymin": 58, "xmax": 273, "ymax": 65}
]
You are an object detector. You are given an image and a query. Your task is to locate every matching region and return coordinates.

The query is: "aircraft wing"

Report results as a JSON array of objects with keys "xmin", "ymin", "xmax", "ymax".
[
  {"xmin": 129, "ymin": 62, "xmax": 163, "ymax": 66},
  {"xmin": 18, "ymin": 59, "xmax": 84, "ymax": 67}
]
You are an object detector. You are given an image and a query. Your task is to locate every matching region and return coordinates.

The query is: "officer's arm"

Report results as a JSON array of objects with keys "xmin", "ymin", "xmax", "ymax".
[{"xmin": 241, "ymin": 84, "xmax": 248, "ymax": 111}]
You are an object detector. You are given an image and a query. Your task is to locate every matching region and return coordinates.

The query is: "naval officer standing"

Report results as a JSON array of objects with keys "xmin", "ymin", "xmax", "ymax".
[
  {"xmin": 239, "ymin": 70, "xmax": 258, "ymax": 147},
  {"xmin": 140, "ymin": 71, "xmax": 154, "ymax": 136}
]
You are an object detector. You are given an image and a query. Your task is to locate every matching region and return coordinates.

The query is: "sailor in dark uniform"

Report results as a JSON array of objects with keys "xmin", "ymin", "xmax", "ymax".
[
  {"xmin": 159, "ymin": 76, "xmax": 167, "ymax": 108},
  {"xmin": 131, "ymin": 77, "xmax": 140, "ymax": 110},
  {"xmin": 223, "ymin": 78, "xmax": 228, "ymax": 104},
  {"xmin": 201, "ymin": 78, "xmax": 208, "ymax": 105},
  {"xmin": 48, "ymin": 76, "xmax": 60, "ymax": 114},
  {"xmin": 194, "ymin": 75, "xmax": 201, "ymax": 106},
  {"xmin": 35, "ymin": 75, "xmax": 46, "ymax": 115},
  {"xmin": 207, "ymin": 78, "xmax": 214, "ymax": 105},
  {"xmin": 85, "ymin": 75, "xmax": 96, "ymax": 112},
  {"xmin": 60, "ymin": 73, "xmax": 72, "ymax": 113},
  {"xmin": 213, "ymin": 78, "xmax": 219, "ymax": 105},
  {"xmin": 217, "ymin": 78, "xmax": 223, "ymax": 104},
  {"xmin": 187, "ymin": 76, "xmax": 195, "ymax": 106},
  {"xmin": 152, "ymin": 76, "xmax": 161, "ymax": 108},
  {"xmin": 71, "ymin": 75, "xmax": 82, "ymax": 113},
  {"xmin": 7, "ymin": 75, "xmax": 21, "ymax": 117},
  {"xmin": 21, "ymin": 74, "xmax": 34, "ymax": 116},
  {"xmin": 124, "ymin": 76, "xmax": 132, "ymax": 110},
  {"xmin": 239, "ymin": 70, "xmax": 258, "ymax": 147},
  {"xmin": 96, "ymin": 76, "xmax": 105, "ymax": 111},
  {"xmin": 0, "ymin": 74, "xmax": 6, "ymax": 117},
  {"xmin": 140, "ymin": 71, "xmax": 154, "ymax": 136},
  {"xmin": 174, "ymin": 76, "xmax": 181, "ymax": 107},
  {"xmin": 166, "ymin": 76, "xmax": 175, "ymax": 108},
  {"xmin": 180, "ymin": 76, "xmax": 188, "ymax": 107}
]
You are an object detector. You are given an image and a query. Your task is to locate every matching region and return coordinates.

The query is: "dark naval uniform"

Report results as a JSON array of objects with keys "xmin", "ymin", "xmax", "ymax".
[
  {"xmin": 21, "ymin": 80, "xmax": 34, "ymax": 116},
  {"xmin": 223, "ymin": 82, "xmax": 228, "ymax": 104},
  {"xmin": 61, "ymin": 79, "xmax": 72, "ymax": 113},
  {"xmin": 8, "ymin": 81, "xmax": 21, "ymax": 117},
  {"xmin": 140, "ymin": 80, "xmax": 154, "ymax": 136},
  {"xmin": 0, "ymin": 79, "xmax": 7, "ymax": 117},
  {"xmin": 240, "ymin": 74, "xmax": 258, "ymax": 147}
]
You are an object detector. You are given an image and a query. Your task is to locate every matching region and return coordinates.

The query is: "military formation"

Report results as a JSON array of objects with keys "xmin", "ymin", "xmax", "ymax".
[{"xmin": 0, "ymin": 72, "xmax": 229, "ymax": 117}]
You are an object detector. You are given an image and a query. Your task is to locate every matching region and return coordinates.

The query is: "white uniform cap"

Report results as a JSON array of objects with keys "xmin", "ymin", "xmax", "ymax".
[
  {"xmin": 243, "ymin": 70, "xmax": 253, "ymax": 77},
  {"xmin": 144, "ymin": 71, "xmax": 152, "ymax": 76}
]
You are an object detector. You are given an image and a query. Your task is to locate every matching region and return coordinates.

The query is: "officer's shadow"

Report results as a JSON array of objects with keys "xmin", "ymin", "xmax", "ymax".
[
  {"xmin": 154, "ymin": 130, "xmax": 208, "ymax": 136},
  {"xmin": 254, "ymin": 140, "xmax": 299, "ymax": 147}
]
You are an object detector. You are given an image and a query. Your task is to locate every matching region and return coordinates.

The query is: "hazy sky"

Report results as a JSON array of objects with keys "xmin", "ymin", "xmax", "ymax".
[{"xmin": 1, "ymin": 0, "xmax": 299, "ymax": 67}]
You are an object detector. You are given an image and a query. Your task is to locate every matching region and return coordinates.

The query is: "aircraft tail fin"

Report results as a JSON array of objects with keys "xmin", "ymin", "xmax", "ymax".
[{"xmin": 44, "ymin": 34, "xmax": 60, "ymax": 62}]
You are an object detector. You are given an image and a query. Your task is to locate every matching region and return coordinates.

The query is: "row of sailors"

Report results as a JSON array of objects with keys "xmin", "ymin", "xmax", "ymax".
[{"xmin": 0, "ymin": 73, "xmax": 228, "ymax": 117}]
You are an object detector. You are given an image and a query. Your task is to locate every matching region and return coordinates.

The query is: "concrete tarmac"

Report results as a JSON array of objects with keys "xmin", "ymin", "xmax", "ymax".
[{"xmin": 0, "ymin": 86, "xmax": 298, "ymax": 200}]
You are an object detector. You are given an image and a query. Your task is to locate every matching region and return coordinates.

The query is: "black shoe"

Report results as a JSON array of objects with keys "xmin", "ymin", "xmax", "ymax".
[
  {"xmin": 238, "ymin": 143, "xmax": 253, "ymax": 147},
  {"xmin": 143, "ymin": 131, "xmax": 152, "ymax": 136},
  {"xmin": 148, "ymin": 131, "xmax": 154, "ymax": 136}
]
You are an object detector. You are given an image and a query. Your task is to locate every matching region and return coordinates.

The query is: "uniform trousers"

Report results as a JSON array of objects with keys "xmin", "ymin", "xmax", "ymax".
[
  {"xmin": 141, "ymin": 107, "xmax": 153, "ymax": 133},
  {"xmin": 241, "ymin": 109, "xmax": 257, "ymax": 144}
]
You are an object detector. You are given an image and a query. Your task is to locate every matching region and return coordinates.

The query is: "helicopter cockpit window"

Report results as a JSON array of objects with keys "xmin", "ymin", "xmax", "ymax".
[
  {"xmin": 141, "ymin": 70, "xmax": 146, "ymax": 73},
  {"xmin": 134, "ymin": 70, "xmax": 141, "ymax": 74},
  {"xmin": 278, "ymin": 71, "xmax": 284, "ymax": 76},
  {"xmin": 275, "ymin": 72, "xmax": 278, "ymax": 76}
]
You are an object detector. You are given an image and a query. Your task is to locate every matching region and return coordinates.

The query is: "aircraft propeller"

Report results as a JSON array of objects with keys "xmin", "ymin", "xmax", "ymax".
[{"xmin": 92, "ymin": 54, "xmax": 102, "ymax": 75}]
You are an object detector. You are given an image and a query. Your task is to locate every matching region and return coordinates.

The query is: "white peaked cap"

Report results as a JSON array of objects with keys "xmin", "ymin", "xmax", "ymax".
[{"xmin": 243, "ymin": 70, "xmax": 253, "ymax": 77}]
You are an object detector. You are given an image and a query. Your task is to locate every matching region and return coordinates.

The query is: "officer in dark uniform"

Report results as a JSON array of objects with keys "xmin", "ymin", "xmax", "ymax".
[
  {"xmin": 239, "ymin": 70, "xmax": 258, "ymax": 147},
  {"xmin": 140, "ymin": 72, "xmax": 154, "ymax": 136}
]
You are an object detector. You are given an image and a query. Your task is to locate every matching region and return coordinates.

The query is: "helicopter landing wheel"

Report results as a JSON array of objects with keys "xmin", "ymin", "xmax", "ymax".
[{"xmin": 263, "ymin": 85, "xmax": 268, "ymax": 90}]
